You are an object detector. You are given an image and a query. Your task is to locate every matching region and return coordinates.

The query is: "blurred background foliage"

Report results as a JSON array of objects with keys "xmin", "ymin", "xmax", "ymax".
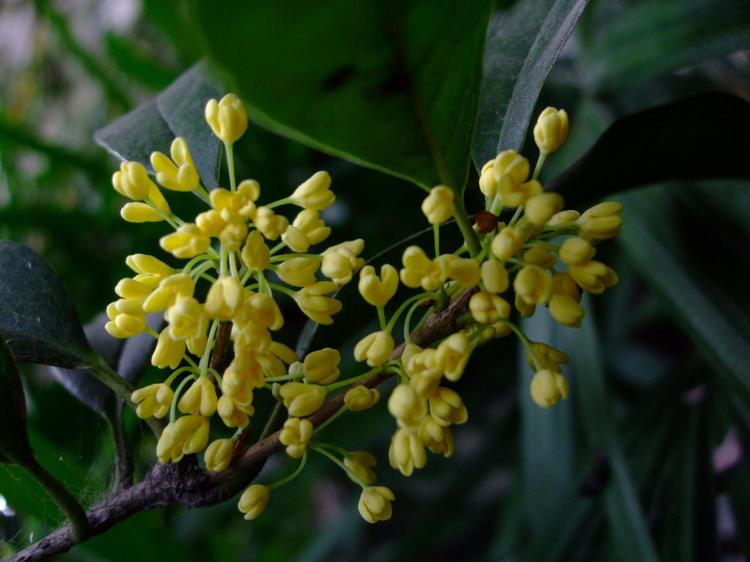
[{"xmin": 0, "ymin": 0, "xmax": 749, "ymax": 560}]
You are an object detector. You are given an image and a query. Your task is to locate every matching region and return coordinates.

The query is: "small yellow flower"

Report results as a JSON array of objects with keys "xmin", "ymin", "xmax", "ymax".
[
  {"xmin": 303, "ymin": 348, "xmax": 340, "ymax": 385},
  {"xmin": 530, "ymin": 369, "xmax": 569, "ymax": 408},
  {"xmin": 205, "ymin": 93, "xmax": 248, "ymax": 144},
  {"xmin": 400, "ymin": 246, "xmax": 441, "ymax": 291},
  {"xmin": 444, "ymin": 257, "xmax": 480, "ymax": 288},
  {"xmin": 105, "ymin": 298, "xmax": 147, "ymax": 338},
  {"xmin": 240, "ymin": 230, "xmax": 271, "ymax": 272},
  {"xmin": 469, "ymin": 291, "xmax": 511, "ymax": 324},
  {"xmin": 344, "ymin": 385, "xmax": 380, "ymax": 411},
  {"xmin": 345, "ymin": 451, "xmax": 377, "ymax": 485},
  {"xmin": 354, "ymin": 330, "xmax": 395, "ymax": 367},
  {"xmin": 533, "ymin": 107, "xmax": 569, "ymax": 155},
  {"xmin": 112, "ymin": 161, "xmax": 155, "ymax": 201},
  {"xmin": 238, "ymin": 484, "xmax": 270, "ymax": 520},
  {"xmin": 388, "ymin": 384, "xmax": 427, "ymax": 428},
  {"xmin": 428, "ymin": 387, "xmax": 468, "ymax": 426},
  {"xmin": 404, "ymin": 347, "xmax": 443, "ymax": 396},
  {"xmin": 150, "ymin": 137, "xmax": 200, "ymax": 192},
  {"xmin": 480, "ymin": 260, "xmax": 509, "ymax": 293},
  {"xmin": 419, "ymin": 416, "xmax": 455, "ymax": 457},
  {"xmin": 295, "ymin": 281, "xmax": 342, "ymax": 325},
  {"xmin": 358, "ymin": 264, "xmax": 399, "ymax": 307},
  {"xmin": 524, "ymin": 193, "xmax": 564, "ymax": 226},
  {"xmin": 493, "ymin": 150, "xmax": 530, "ymax": 187},
  {"xmin": 388, "ymin": 428, "xmax": 426, "ymax": 476},
  {"xmin": 479, "ymin": 159, "xmax": 500, "ymax": 198},
  {"xmin": 151, "ymin": 328, "xmax": 186, "ymax": 369},
  {"xmin": 178, "ymin": 376, "xmax": 218, "ymax": 417},
  {"xmin": 277, "ymin": 256, "xmax": 320, "ymax": 287},
  {"xmin": 491, "ymin": 226, "xmax": 525, "ymax": 260},
  {"xmin": 559, "ymin": 237, "xmax": 595, "ymax": 266},
  {"xmin": 524, "ymin": 245, "xmax": 557, "ymax": 269},
  {"xmin": 234, "ymin": 324, "xmax": 272, "ymax": 357},
  {"xmin": 174, "ymin": 414, "xmax": 210, "ymax": 455},
  {"xmin": 126, "ymin": 254, "xmax": 174, "ymax": 287},
  {"xmin": 358, "ymin": 486, "xmax": 395, "ymax": 524},
  {"xmin": 568, "ymin": 260, "xmax": 618, "ymax": 294},
  {"xmin": 205, "ymin": 276, "xmax": 244, "ymax": 320},
  {"xmin": 205, "ymin": 438, "xmax": 234, "ymax": 472},
  {"xmin": 514, "ymin": 265, "xmax": 553, "ymax": 305},
  {"xmin": 279, "ymin": 417, "xmax": 313, "ymax": 458},
  {"xmin": 498, "ymin": 178, "xmax": 542, "ymax": 208},
  {"xmin": 165, "ymin": 295, "xmax": 206, "ymax": 340},
  {"xmin": 321, "ymin": 239, "xmax": 365, "ymax": 285},
  {"xmin": 279, "ymin": 382, "xmax": 326, "ymax": 417},
  {"xmin": 549, "ymin": 209, "xmax": 580, "ymax": 225},
  {"xmin": 548, "ymin": 273, "xmax": 584, "ymax": 327},
  {"xmin": 281, "ymin": 225, "xmax": 310, "ymax": 253},
  {"xmin": 121, "ymin": 202, "xmax": 164, "ymax": 223},
  {"xmin": 160, "ymin": 224, "xmax": 211, "ymax": 259},
  {"xmin": 156, "ymin": 424, "xmax": 183, "ymax": 464},
  {"xmin": 290, "ymin": 171, "xmax": 334, "ymax": 210},
  {"xmin": 421, "ymin": 185, "xmax": 454, "ymax": 224},
  {"xmin": 143, "ymin": 273, "xmax": 195, "ymax": 313},
  {"xmin": 131, "ymin": 383, "xmax": 173, "ymax": 419},
  {"xmin": 436, "ymin": 332, "xmax": 472, "ymax": 382},
  {"xmin": 526, "ymin": 342, "xmax": 569, "ymax": 373},
  {"xmin": 293, "ymin": 209, "xmax": 331, "ymax": 245},
  {"xmin": 217, "ymin": 394, "xmax": 252, "ymax": 428},
  {"xmin": 114, "ymin": 277, "xmax": 152, "ymax": 300},
  {"xmin": 578, "ymin": 201, "xmax": 623, "ymax": 240},
  {"xmin": 254, "ymin": 207, "xmax": 289, "ymax": 240},
  {"xmin": 242, "ymin": 292, "xmax": 284, "ymax": 331}
]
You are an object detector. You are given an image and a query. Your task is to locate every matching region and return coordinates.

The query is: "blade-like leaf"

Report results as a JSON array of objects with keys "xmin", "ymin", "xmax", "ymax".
[
  {"xmin": 549, "ymin": 92, "xmax": 750, "ymax": 207},
  {"xmin": 582, "ymin": 0, "xmax": 750, "ymax": 92},
  {"xmin": 156, "ymin": 63, "xmax": 222, "ymax": 188},
  {"xmin": 472, "ymin": 0, "xmax": 588, "ymax": 165},
  {"xmin": 194, "ymin": 0, "xmax": 491, "ymax": 191},
  {"xmin": 0, "ymin": 337, "xmax": 33, "ymax": 464},
  {"xmin": 0, "ymin": 240, "xmax": 91, "ymax": 368}
]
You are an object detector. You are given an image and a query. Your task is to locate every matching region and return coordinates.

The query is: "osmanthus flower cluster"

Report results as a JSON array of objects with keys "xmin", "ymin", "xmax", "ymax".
[{"xmin": 108, "ymin": 91, "xmax": 622, "ymax": 526}]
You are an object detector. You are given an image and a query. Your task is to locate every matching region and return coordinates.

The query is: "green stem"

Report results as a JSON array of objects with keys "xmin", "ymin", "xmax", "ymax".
[
  {"xmin": 533, "ymin": 153, "xmax": 547, "ymax": 180},
  {"xmin": 260, "ymin": 401, "xmax": 285, "ymax": 440},
  {"xmin": 310, "ymin": 444, "xmax": 366, "ymax": 488},
  {"xmin": 385, "ymin": 292, "xmax": 434, "ymax": 333},
  {"xmin": 313, "ymin": 406, "xmax": 346, "ymax": 435},
  {"xmin": 377, "ymin": 306, "xmax": 386, "ymax": 330},
  {"xmin": 325, "ymin": 366, "xmax": 381, "ymax": 392},
  {"xmin": 453, "ymin": 198, "xmax": 481, "ymax": 258},
  {"xmin": 225, "ymin": 142, "xmax": 236, "ymax": 191},
  {"xmin": 268, "ymin": 452, "xmax": 307, "ymax": 491}
]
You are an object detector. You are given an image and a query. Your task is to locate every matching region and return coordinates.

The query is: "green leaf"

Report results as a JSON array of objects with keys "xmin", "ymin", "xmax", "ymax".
[
  {"xmin": 617, "ymin": 186, "xmax": 750, "ymax": 404},
  {"xmin": 472, "ymin": 0, "xmax": 587, "ymax": 165},
  {"xmin": 549, "ymin": 92, "xmax": 750, "ymax": 207},
  {"xmin": 193, "ymin": 0, "xmax": 491, "ymax": 190},
  {"xmin": 565, "ymin": 297, "xmax": 659, "ymax": 562},
  {"xmin": 0, "ymin": 240, "xmax": 91, "ymax": 368},
  {"xmin": 0, "ymin": 338, "xmax": 33, "ymax": 464},
  {"xmin": 582, "ymin": 0, "xmax": 750, "ymax": 91}
]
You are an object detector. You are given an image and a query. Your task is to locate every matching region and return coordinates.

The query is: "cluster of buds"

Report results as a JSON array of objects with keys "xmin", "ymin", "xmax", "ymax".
[{"xmin": 109, "ymin": 93, "xmax": 620, "ymax": 527}]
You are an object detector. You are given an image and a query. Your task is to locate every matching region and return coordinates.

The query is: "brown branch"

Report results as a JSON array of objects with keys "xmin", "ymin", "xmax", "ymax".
[{"xmin": 6, "ymin": 291, "xmax": 473, "ymax": 562}]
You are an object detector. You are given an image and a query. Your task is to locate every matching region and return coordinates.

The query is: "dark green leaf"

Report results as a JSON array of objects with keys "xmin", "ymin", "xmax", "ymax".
[
  {"xmin": 472, "ymin": 0, "xmax": 587, "ymax": 165},
  {"xmin": 582, "ymin": 0, "xmax": 750, "ymax": 91},
  {"xmin": 549, "ymin": 92, "xmax": 750, "ymax": 207},
  {"xmin": 0, "ymin": 240, "xmax": 91, "ymax": 368},
  {"xmin": 156, "ymin": 63, "xmax": 223, "ymax": 188},
  {"xmin": 0, "ymin": 337, "xmax": 32, "ymax": 464},
  {"xmin": 194, "ymin": 0, "xmax": 491, "ymax": 190}
]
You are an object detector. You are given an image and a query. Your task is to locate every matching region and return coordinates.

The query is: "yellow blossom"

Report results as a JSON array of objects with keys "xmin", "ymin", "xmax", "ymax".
[
  {"xmin": 290, "ymin": 171, "xmax": 334, "ymax": 210},
  {"xmin": 238, "ymin": 484, "xmax": 270, "ymax": 520},
  {"xmin": 322, "ymin": 239, "xmax": 365, "ymax": 285},
  {"xmin": 578, "ymin": 201, "xmax": 623, "ymax": 240},
  {"xmin": 205, "ymin": 438, "xmax": 234, "ymax": 472},
  {"xmin": 514, "ymin": 265, "xmax": 553, "ymax": 305},
  {"xmin": 279, "ymin": 382, "xmax": 326, "ymax": 417},
  {"xmin": 151, "ymin": 328, "xmax": 186, "ymax": 369},
  {"xmin": 205, "ymin": 276, "xmax": 244, "ymax": 320},
  {"xmin": 419, "ymin": 416, "xmax": 455, "ymax": 457},
  {"xmin": 515, "ymin": 293, "xmax": 536, "ymax": 317},
  {"xmin": 112, "ymin": 161, "xmax": 155, "ymax": 201},
  {"xmin": 388, "ymin": 384, "xmax": 427, "ymax": 428},
  {"xmin": 358, "ymin": 486, "xmax": 394, "ymax": 524},
  {"xmin": 295, "ymin": 281, "xmax": 342, "ymax": 325},
  {"xmin": 217, "ymin": 394, "xmax": 251, "ymax": 428},
  {"xmin": 160, "ymin": 224, "xmax": 210, "ymax": 259},
  {"xmin": 303, "ymin": 348, "xmax": 340, "ymax": 385},
  {"xmin": 533, "ymin": 107, "xmax": 569, "ymax": 154},
  {"xmin": 469, "ymin": 291, "xmax": 511, "ymax": 324},
  {"xmin": 524, "ymin": 193, "xmax": 564, "ymax": 226},
  {"xmin": 436, "ymin": 332, "xmax": 472, "ymax": 381},
  {"xmin": 165, "ymin": 295, "xmax": 206, "ymax": 340},
  {"xmin": 121, "ymin": 202, "xmax": 164, "ymax": 223},
  {"xmin": 358, "ymin": 264, "xmax": 399, "ymax": 307},
  {"xmin": 549, "ymin": 209, "xmax": 580, "ymax": 225},
  {"xmin": 143, "ymin": 273, "xmax": 194, "ymax": 313},
  {"xmin": 530, "ymin": 369, "xmax": 569, "ymax": 408},
  {"xmin": 293, "ymin": 209, "xmax": 331, "ymax": 245},
  {"xmin": 205, "ymin": 93, "xmax": 248, "ymax": 144},
  {"xmin": 354, "ymin": 330, "xmax": 394, "ymax": 367},
  {"xmin": 491, "ymin": 226, "xmax": 525, "ymax": 260},
  {"xmin": 126, "ymin": 254, "xmax": 174, "ymax": 287},
  {"xmin": 277, "ymin": 256, "xmax": 320, "ymax": 287},
  {"xmin": 524, "ymin": 245, "xmax": 556, "ymax": 269},
  {"xmin": 344, "ymin": 385, "xmax": 381, "ymax": 411},
  {"xmin": 178, "ymin": 376, "xmax": 218, "ymax": 417},
  {"xmin": 479, "ymin": 160, "xmax": 500, "ymax": 198},
  {"xmin": 131, "ymin": 383, "xmax": 173, "ymax": 419},
  {"xmin": 281, "ymin": 225, "xmax": 310, "ymax": 253},
  {"xmin": 568, "ymin": 260, "xmax": 618, "ymax": 294},
  {"xmin": 400, "ymin": 246, "xmax": 441, "ymax": 291},
  {"xmin": 548, "ymin": 273, "xmax": 584, "ymax": 327},
  {"xmin": 428, "ymin": 387, "xmax": 468, "ymax": 426},
  {"xmin": 481, "ymin": 260, "xmax": 509, "ymax": 293},
  {"xmin": 498, "ymin": 178, "xmax": 543, "ymax": 208},
  {"xmin": 526, "ymin": 342, "xmax": 569, "ymax": 373},
  {"xmin": 173, "ymin": 414, "xmax": 210, "ymax": 455},
  {"xmin": 444, "ymin": 257, "xmax": 480, "ymax": 288},
  {"xmin": 105, "ymin": 298, "xmax": 147, "ymax": 338},
  {"xmin": 151, "ymin": 137, "xmax": 200, "ymax": 192},
  {"xmin": 345, "ymin": 451, "xmax": 377, "ymax": 485},
  {"xmin": 559, "ymin": 237, "xmax": 595, "ymax": 266},
  {"xmin": 492, "ymin": 150, "xmax": 529, "ymax": 186},
  {"xmin": 254, "ymin": 206, "xmax": 289, "ymax": 240},
  {"xmin": 279, "ymin": 417, "xmax": 313, "ymax": 458},
  {"xmin": 421, "ymin": 185, "xmax": 454, "ymax": 224},
  {"xmin": 240, "ymin": 230, "xmax": 271, "ymax": 272},
  {"xmin": 388, "ymin": 428, "xmax": 426, "ymax": 476}
]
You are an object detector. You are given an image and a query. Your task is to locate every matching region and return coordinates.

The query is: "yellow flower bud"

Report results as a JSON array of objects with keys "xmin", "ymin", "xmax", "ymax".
[
  {"xmin": 388, "ymin": 428, "xmax": 426, "ymax": 476},
  {"xmin": 242, "ymin": 292, "xmax": 284, "ymax": 331},
  {"xmin": 156, "ymin": 424, "xmax": 183, "ymax": 464},
  {"xmin": 217, "ymin": 394, "xmax": 251, "ymax": 428},
  {"xmin": 160, "ymin": 223, "xmax": 210, "ymax": 259},
  {"xmin": 292, "ymin": 209, "xmax": 331, "ymax": 245},
  {"xmin": 205, "ymin": 276, "xmax": 244, "ymax": 320},
  {"xmin": 114, "ymin": 277, "xmax": 152, "ymax": 300},
  {"xmin": 514, "ymin": 265, "xmax": 553, "ymax": 305},
  {"xmin": 491, "ymin": 226, "xmax": 524, "ymax": 260},
  {"xmin": 126, "ymin": 253, "xmax": 174, "ymax": 283},
  {"xmin": 151, "ymin": 329, "xmax": 186, "ymax": 369},
  {"xmin": 233, "ymin": 324, "xmax": 272, "ymax": 357},
  {"xmin": 444, "ymin": 257, "xmax": 480, "ymax": 288},
  {"xmin": 322, "ymin": 239, "xmax": 365, "ymax": 285},
  {"xmin": 358, "ymin": 486, "xmax": 395, "ymax": 524},
  {"xmin": 290, "ymin": 171, "xmax": 334, "ymax": 210},
  {"xmin": 405, "ymin": 347, "xmax": 443, "ymax": 396},
  {"xmin": 345, "ymin": 451, "xmax": 377, "ymax": 485},
  {"xmin": 238, "ymin": 484, "xmax": 270, "ymax": 520},
  {"xmin": 277, "ymin": 256, "xmax": 320, "ymax": 287},
  {"xmin": 515, "ymin": 293, "xmax": 535, "ymax": 317},
  {"xmin": 178, "ymin": 376, "xmax": 218, "ymax": 417},
  {"xmin": 303, "ymin": 348, "xmax": 340, "ymax": 385},
  {"xmin": 568, "ymin": 261, "xmax": 618, "ymax": 294},
  {"xmin": 150, "ymin": 137, "xmax": 200, "ymax": 192},
  {"xmin": 237, "ymin": 179, "xmax": 261, "ymax": 205},
  {"xmin": 578, "ymin": 201, "xmax": 623, "ymax": 241},
  {"xmin": 354, "ymin": 330, "xmax": 395, "ymax": 367},
  {"xmin": 548, "ymin": 209, "xmax": 580, "ymax": 225},
  {"xmin": 469, "ymin": 291, "xmax": 510, "ymax": 324},
  {"xmin": 295, "ymin": 281, "xmax": 342, "ymax": 325},
  {"xmin": 493, "ymin": 150, "xmax": 529, "ymax": 185},
  {"xmin": 358, "ymin": 264, "xmax": 399, "ymax": 307},
  {"xmin": 530, "ymin": 369, "xmax": 569, "ymax": 408},
  {"xmin": 344, "ymin": 385, "xmax": 380, "ymax": 412},
  {"xmin": 279, "ymin": 382, "xmax": 326, "ymax": 417},
  {"xmin": 196, "ymin": 209, "xmax": 226, "ymax": 236},
  {"xmin": 219, "ymin": 221, "xmax": 248, "ymax": 253},
  {"xmin": 480, "ymin": 260, "xmax": 509, "ymax": 293},
  {"xmin": 419, "ymin": 416, "xmax": 455, "ymax": 457},
  {"xmin": 105, "ymin": 298, "xmax": 147, "ymax": 338},
  {"xmin": 112, "ymin": 161, "xmax": 155, "ymax": 200},
  {"xmin": 400, "ymin": 246, "xmax": 441, "ymax": 291},
  {"xmin": 527, "ymin": 342, "xmax": 569, "ymax": 372},
  {"xmin": 254, "ymin": 206, "xmax": 288, "ymax": 240},
  {"xmin": 240, "ymin": 230, "xmax": 271, "ymax": 272},
  {"xmin": 120, "ymin": 202, "xmax": 164, "ymax": 223},
  {"xmin": 131, "ymin": 383, "xmax": 173, "ymax": 419},
  {"xmin": 205, "ymin": 93, "xmax": 248, "ymax": 144},
  {"xmin": 279, "ymin": 417, "xmax": 313, "ymax": 458},
  {"xmin": 559, "ymin": 236, "xmax": 595, "ymax": 266},
  {"xmin": 271, "ymin": 341, "xmax": 298, "ymax": 365},
  {"xmin": 479, "ymin": 159, "xmax": 500, "ymax": 198},
  {"xmin": 549, "ymin": 294, "xmax": 584, "ymax": 327},
  {"xmin": 388, "ymin": 384, "xmax": 426, "ymax": 428},
  {"xmin": 204, "ymin": 438, "xmax": 235, "ymax": 472},
  {"xmin": 143, "ymin": 273, "xmax": 194, "ymax": 313},
  {"xmin": 281, "ymin": 225, "xmax": 310, "ymax": 253},
  {"xmin": 524, "ymin": 245, "xmax": 556, "ymax": 269},
  {"xmin": 498, "ymin": 178, "xmax": 543, "ymax": 208},
  {"xmin": 173, "ymin": 414, "xmax": 210, "ymax": 455},
  {"xmin": 533, "ymin": 107, "xmax": 569, "ymax": 154},
  {"xmin": 421, "ymin": 185, "xmax": 454, "ymax": 224},
  {"xmin": 165, "ymin": 295, "xmax": 206, "ymax": 340},
  {"xmin": 524, "ymin": 193, "xmax": 564, "ymax": 226},
  {"xmin": 428, "ymin": 387, "xmax": 468, "ymax": 426},
  {"xmin": 436, "ymin": 332, "xmax": 472, "ymax": 382}
]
